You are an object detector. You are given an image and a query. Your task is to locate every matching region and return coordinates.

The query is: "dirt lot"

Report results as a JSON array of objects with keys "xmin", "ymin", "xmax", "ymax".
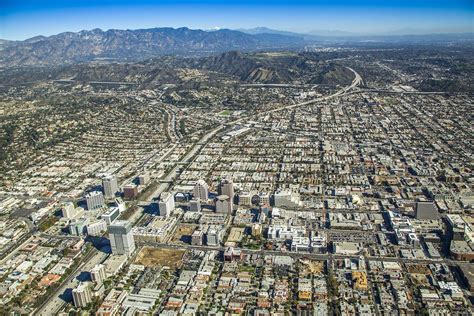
[
  {"xmin": 135, "ymin": 247, "xmax": 185, "ymax": 268},
  {"xmin": 299, "ymin": 259, "xmax": 325, "ymax": 275},
  {"xmin": 170, "ymin": 224, "xmax": 198, "ymax": 244},
  {"xmin": 406, "ymin": 264, "xmax": 430, "ymax": 274}
]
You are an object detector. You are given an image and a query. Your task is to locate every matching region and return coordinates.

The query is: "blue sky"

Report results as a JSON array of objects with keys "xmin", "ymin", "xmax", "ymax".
[{"xmin": 1, "ymin": 0, "xmax": 473, "ymax": 40}]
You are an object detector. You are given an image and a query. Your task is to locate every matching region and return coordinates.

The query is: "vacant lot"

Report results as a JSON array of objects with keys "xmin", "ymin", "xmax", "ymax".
[
  {"xmin": 170, "ymin": 224, "xmax": 197, "ymax": 244},
  {"xmin": 135, "ymin": 247, "xmax": 185, "ymax": 268},
  {"xmin": 299, "ymin": 259, "xmax": 325, "ymax": 275}
]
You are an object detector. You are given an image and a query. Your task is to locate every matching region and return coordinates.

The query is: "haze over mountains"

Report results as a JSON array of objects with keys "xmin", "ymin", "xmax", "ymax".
[{"xmin": 0, "ymin": 26, "xmax": 472, "ymax": 67}]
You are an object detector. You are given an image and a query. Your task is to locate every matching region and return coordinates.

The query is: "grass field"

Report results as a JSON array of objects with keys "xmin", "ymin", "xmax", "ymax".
[
  {"xmin": 135, "ymin": 247, "xmax": 185, "ymax": 268},
  {"xmin": 218, "ymin": 110, "xmax": 232, "ymax": 116}
]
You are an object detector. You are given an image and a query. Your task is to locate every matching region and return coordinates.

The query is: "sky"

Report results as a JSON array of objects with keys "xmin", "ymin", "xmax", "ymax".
[{"xmin": 1, "ymin": 0, "xmax": 473, "ymax": 40}]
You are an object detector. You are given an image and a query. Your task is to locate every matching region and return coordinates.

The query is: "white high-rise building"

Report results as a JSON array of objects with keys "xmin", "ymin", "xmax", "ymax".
[
  {"xmin": 158, "ymin": 192, "xmax": 175, "ymax": 217},
  {"xmin": 61, "ymin": 202, "xmax": 77, "ymax": 219},
  {"xmin": 72, "ymin": 282, "xmax": 92, "ymax": 308},
  {"xmin": 108, "ymin": 220, "xmax": 136, "ymax": 256},
  {"xmin": 103, "ymin": 175, "xmax": 119, "ymax": 198},
  {"xmin": 193, "ymin": 179, "xmax": 209, "ymax": 201},
  {"xmin": 138, "ymin": 172, "xmax": 150, "ymax": 185},
  {"xmin": 86, "ymin": 219, "xmax": 108, "ymax": 236},
  {"xmin": 216, "ymin": 195, "xmax": 232, "ymax": 213},
  {"xmin": 85, "ymin": 191, "xmax": 105, "ymax": 210},
  {"xmin": 90, "ymin": 264, "xmax": 107, "ymax": 285}
]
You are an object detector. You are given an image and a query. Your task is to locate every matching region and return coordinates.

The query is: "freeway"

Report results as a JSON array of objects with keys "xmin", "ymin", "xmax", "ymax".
[
  {"xmin": 240, "ymin": 83, "xmax": 334, "ymax": 88},
  {"xmin": 352, "ymin": 89, "xmax": 449, "ymax": 95},
  {"xmin": 231, "ymin": 67, "xmax": 362, "ymax": 124},
  {"xmin": 1, "ymin": 65, "xmax": 364, "ymax": 315},
  {"xmin": 140, "ymin": 66, "xmax": 362, "ymax": 203}
]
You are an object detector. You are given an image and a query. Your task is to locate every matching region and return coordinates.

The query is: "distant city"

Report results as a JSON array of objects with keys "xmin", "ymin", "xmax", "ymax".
[{"xmin": 0, "ymin": 2, "xmax": 473, "ymax": 315}]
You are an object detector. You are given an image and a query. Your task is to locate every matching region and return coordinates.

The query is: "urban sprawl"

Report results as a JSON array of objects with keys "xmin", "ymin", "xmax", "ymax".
[{"xmin": 0, "ymin": 47, "xmax": 473, "ymax": 315}]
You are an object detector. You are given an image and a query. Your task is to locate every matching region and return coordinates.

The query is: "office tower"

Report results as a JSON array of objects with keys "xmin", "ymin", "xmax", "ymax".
[
  {"xmin": 193, "ymin": 179, "xmax": 209, "ymax": 201},
  {"xmin": 415, "ymin": 201, "xmax": 438, "ymax": 220},
  {"xmin": 219, "ymin": 178, "xmax": 234, "ymax": 201},
  {"xmin": 108, "ymin": 220, "xmax": 136, "ymax": 256},
  {"xmin": 158, "ymin": 192, "xmax": 175, "ymax": 217},
  {"xmin": 90, "ymin": 264, "xmax": 107, "ymax": 285},
  {"xmin": 61, "ymin": 202, "xmax": 76, "ymax": 219},
  {"xmin": 102, "ymin": 175, "xmax": 119, "ymax": 198},
  {"xmin": 72, "ymin": 282, "xmax": 92, "ymax": 308},
  {"xmin": 85, "ymin": 191, "xmax": 105, "ymax": 210},
  {"xmin": 138, "ymin": 172, "xmax": 150, "ymax": 185},
  {"xmin": 123, "ymin": 184, "xmax": 138, "ymax": 199},
  {"xmin": 216, "ymin": 195, "xmax": 231, "ymax": 213}
]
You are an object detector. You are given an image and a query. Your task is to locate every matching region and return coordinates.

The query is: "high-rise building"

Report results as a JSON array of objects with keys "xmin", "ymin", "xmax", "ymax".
[
  {"xmin": 61, "ymin": 202, "xmax": 76, "ymax": 219},
  {"xmin": 86, "ymin": 220, "xmax": 108, "ymax": 236},
  {"xmin": 216, "ymin": 195, "xmax": 232, "ymax": 213},
  {"xmin": 415, "ymin": 201, "xmax": 438, "ymax": 220},
  {"xmin": 90, "ymin": 264, "xmax": 107, "ymax": 285},
  {"xmin": 102, "ymin": 175, "xmax": 119, "ymax": 198},
  {"xmin": 138, "ymin": 172, "xmax": 150, "ymax": 185},
  {"xmin": 108, "ymin": 220, "xmax": 136, "ymax": 256},
  {"xmin": 219, "ymin": 179, "xmax": 234, "ymax": 201},
  {"xmin": 72, "ymin": 282, "xmax": 92, "ymax": 308},
  {"xmin": 193, "ymin": 179, "xmax": 209, "ymax": 201},
  {"xmin": 123, "ymin": 184, "xmax": 138, "ymax": 199},
  {"xmin": 85, "ymin": 191, "xmax": 105, "ymax": 210},
  {"xmin": 158, "ymin": 192, "xmax": 175, "ymax": 217}
]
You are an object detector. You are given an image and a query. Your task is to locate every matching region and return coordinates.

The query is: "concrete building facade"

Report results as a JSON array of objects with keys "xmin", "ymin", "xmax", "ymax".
[{"xmin": 108, "ymin": 220, "xmax": 136, "ymax": 256}]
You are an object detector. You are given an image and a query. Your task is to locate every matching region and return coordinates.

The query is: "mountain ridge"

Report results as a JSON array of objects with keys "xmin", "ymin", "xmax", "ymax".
[
  {"xmin": 0, "ymin": 27, "xmax": 304, "ymax": 67},
  {"xmin": 1, "ymin": 26, "xmax": 472, "ymax": 67}
]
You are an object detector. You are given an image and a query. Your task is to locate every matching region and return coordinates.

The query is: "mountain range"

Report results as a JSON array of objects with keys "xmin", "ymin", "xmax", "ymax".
[
  {"xmin": 0, "ymin": 27, "xmax": 304, "ymax": 67},
  {"xmin": 0, "ymin": 26, "xmax": 472, "ymax": 67}
]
